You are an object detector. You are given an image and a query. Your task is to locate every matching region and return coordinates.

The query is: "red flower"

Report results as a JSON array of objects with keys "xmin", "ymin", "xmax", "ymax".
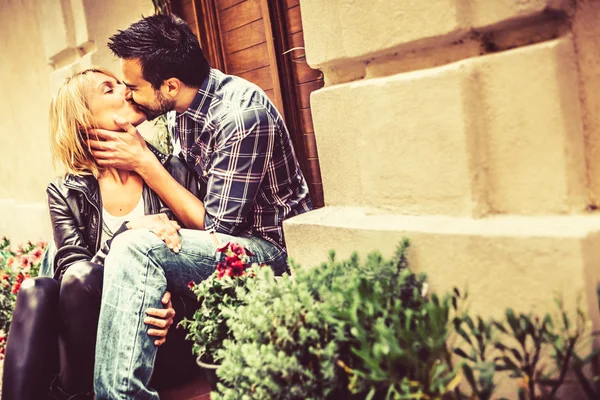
[
  {"xmin": 230, "ymin": 243, "xmax": 244, "ymax": 255},
  {"xmin": 225, "ymin": 255, "xmax": 239, "ymax": 264},
  {"xmin": 12, "ymin": 282, "xmax": 21, "ymax": 294},
  {"xmin": 188, "ymin": 280, "xmax": 196, "ymax": 289},
  {"xmin": 214, "ymin": 242, "xmax": 257, "ymax": 279},
  {"xmin": 1, "ymin": 274, "xmax": 9, "ymax": 281},
  {"xmin": 216, "ymin": 242, "xmax": 231, "ymax": 253}
]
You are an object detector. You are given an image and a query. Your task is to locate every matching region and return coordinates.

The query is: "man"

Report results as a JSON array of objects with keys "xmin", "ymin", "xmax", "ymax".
[{"xmin": 89, "ymin": 14, "xmax": 312, "ymax": 399}]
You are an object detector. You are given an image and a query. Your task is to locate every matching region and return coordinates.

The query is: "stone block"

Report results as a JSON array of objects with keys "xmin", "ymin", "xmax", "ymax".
[
  {"xmin": 0, "ymin": 200, "xmax": 51, "ymax": 243},
  {"xmin": 300, "ymin": 0, "xmax": 466, "ymax": 69},
  {"xmin": 70, "ymin": 0, "xmax": 90, "ymax": 47},
  {"xmin": 284, "ymin": 207, "xmax": 600, "ymax": 320},
  {"xmin": 36, "ymin": 0, "xmax": 71, "ymax": 63},
  {"xmin": 572, "ymin": 0, "xmax": 600, "ymax": 206},
  {"xmin": 310, "ymin": 61, "xmax": 480, "ymax": 215},
  {"xmin": 474, "ymin": 38, "xmax": 587, "ymax": 214},
  {"xmin": 470, "ymin": 0, "xmax": 570, "ymax": 30}
]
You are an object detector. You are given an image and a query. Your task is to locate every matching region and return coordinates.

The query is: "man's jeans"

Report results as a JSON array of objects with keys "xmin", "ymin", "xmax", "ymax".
[{"xmin": 93, "ymin": 229, "xmax": 287, "ymax": 400}]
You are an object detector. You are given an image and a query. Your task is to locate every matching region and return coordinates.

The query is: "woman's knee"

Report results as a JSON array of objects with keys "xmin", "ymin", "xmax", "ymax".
[
  {"xmin": 60, "ymin": 261, "xmax": 103, "ymax": 303},
  {"xmin": 14, "ymin": 277, "xmax": 59, "ymax": 312}
]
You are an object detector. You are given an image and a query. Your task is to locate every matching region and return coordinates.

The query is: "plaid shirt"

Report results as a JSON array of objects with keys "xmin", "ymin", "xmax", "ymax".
[{"xmin": 171, "ymin": 69, "xmax": 312, "ymax": 250}]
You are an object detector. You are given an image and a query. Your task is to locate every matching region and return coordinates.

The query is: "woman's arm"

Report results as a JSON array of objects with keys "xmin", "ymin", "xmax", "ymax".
[{"xmin": 46, "ymin": 180, "xmax": 94, "ymax": 280}]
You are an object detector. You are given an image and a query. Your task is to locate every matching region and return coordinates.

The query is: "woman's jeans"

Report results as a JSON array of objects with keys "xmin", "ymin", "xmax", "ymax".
[{"xmin": 93, "ymin": 228, "xmax": 288, "ymax": 400}]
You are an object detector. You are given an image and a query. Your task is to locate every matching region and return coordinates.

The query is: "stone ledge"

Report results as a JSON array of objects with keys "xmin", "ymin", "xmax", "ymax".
[
  {"xmin": 301, "ymin": 0, "xmax": 572, "ymax": 83},
  {"xmin": 284, "ymin": 206, "xmax": 600, "ymax": 320},
  {"xmin": 0, "ymin": 200, "xmax": 51, "ymax": 243}
]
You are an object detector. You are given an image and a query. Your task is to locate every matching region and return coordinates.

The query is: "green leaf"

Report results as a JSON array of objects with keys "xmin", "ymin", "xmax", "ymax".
[
  {"xmin": 462, "ymin": 364, "xmax": 479, "ymax": 397},
  {"xmin": 453, "ymin": 348, "xmax": 475, "ymax": 361}
]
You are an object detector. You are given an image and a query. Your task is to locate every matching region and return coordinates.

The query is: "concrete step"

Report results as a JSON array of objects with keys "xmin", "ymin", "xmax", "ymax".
[{"xmin": 284, "ymin": 207, "xmax": 600, "ymax": 320}]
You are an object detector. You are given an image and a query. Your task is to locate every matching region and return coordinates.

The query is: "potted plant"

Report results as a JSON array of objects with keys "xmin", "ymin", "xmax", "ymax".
[
  {"xmin": 181, "ymin": 242, "xmax": 263, "ymax": 389},
  {"xmin": 211, "ymin": 240, "xmax": 441, "ymax": 399},
  {"xmin": 0, "ymin": 237, "xmax": 46, "ymax": 358}
]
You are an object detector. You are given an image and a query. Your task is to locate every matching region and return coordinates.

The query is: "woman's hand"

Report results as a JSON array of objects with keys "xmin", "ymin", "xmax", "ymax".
[
  {"xmin": 126, "ymin": 213, "xmax": 181, "ymax": 252},
  {"xmin": 144, "ymin": 291, "xmax": 176, "ymax": 346}
]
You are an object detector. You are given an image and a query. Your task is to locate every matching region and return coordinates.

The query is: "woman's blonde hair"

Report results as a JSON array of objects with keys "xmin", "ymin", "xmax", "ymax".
[{"xmin": 49, "ymin": 67, "xmax": 119, "ymax": 177}]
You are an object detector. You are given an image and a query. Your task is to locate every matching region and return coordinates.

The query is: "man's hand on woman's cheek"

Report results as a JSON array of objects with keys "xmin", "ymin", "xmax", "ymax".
[{"xmin": 86, "ymin": 115, "xmax": 152, "ymax": 171}]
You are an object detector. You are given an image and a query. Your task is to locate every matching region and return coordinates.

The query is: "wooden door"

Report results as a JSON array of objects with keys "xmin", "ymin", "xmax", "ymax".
[{"xmin": 171, "ymin": 0, "xmax": 325, "ymax": 207}]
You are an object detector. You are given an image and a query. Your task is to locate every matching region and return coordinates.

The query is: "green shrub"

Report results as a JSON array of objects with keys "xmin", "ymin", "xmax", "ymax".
[{"xmin": 192, "ymin": 239, "xmax": 600, "ymax": 400}]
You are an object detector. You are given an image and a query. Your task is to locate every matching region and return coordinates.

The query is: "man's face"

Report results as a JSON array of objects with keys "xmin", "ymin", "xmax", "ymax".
[{"xmin": 121, "ymin": 58, "xmax": 175, "ymax": 121}]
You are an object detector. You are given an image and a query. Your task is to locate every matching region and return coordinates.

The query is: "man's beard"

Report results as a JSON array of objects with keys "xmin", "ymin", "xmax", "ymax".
[{"xmin": 133, "ymin": 91, "xmax": 175, "ymax": 121}]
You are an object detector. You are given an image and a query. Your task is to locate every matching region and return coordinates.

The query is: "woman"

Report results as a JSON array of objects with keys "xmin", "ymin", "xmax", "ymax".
[{"xmin": 1, "ymin": 67, "xmax": 202, "ymax": 400}]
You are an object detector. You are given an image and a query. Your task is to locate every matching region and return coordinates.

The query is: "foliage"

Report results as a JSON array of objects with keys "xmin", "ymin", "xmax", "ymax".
[
  {"xmin": 0, "ymin": 237, "xmax": 46, "ymax": 358},
  {"xmin": 319, "ymin": 240, "xmax": 462, "ymax": 399},
  {"xmin": 186, "ymin": 239, "xmax": 600, "ymax": 399},
  {"xmin": 181, "ymin": 242, "xmax": 264, "ymax": 364},
  {"xmin": 454, "ymin": 297, "xmax": 600, "ymax": 400},
  {"xmin": 210, "ymin": 240, "xmax": 460, "ymax": 400},
  {"xmin": 211, "ymin": 264, "xmax": 341, "ymax": 400},
  {"xmin": 152, "ymin": 0, "xmax": 172, "ymax": 15}
]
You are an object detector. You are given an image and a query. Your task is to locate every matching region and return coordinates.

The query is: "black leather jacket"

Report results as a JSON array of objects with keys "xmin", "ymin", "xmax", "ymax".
[{"xmin": 46, "ymin": 145, "xmax": 202, "ymax": 280}]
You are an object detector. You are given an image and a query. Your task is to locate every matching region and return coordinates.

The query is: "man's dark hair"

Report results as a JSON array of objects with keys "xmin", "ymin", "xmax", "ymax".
[{"xmin": 108, "ymin": 14, "xmax": 209, "ymax": 89}]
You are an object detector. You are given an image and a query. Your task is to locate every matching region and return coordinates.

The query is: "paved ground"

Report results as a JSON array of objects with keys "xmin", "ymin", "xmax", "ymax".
[{"xmin": 0, "ymin": 361, "xmax": 212, "ymax": 399}]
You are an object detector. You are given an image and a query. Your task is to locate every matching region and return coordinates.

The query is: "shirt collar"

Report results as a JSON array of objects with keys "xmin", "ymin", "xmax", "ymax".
[{"xmin": 177, "ymin": 68, "xmax": 218, "ymax": 124}]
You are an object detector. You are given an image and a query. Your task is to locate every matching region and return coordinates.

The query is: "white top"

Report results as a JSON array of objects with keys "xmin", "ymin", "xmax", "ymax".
[{"xmin": 100, "ymin": 195, "xmax": 145, "ymax": 244}]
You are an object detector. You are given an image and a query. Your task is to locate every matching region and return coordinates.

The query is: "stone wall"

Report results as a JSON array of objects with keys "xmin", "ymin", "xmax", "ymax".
[
  {"xmin": 284, "ymin": 0, "xmax": 600, "ymax": 366},
  {"xmin": 0, "ymin": 0, "xmax": 153, "ymax": 243}
]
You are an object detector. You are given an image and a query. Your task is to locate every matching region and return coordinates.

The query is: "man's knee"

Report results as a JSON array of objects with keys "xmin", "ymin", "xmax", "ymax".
[
  {"xmin": 109, "ymin": 229, "xmax": 163, "ymax": 258},
  {"xmin": 60, "ymin": 262, "xmax": 103, "ymax": 303}
]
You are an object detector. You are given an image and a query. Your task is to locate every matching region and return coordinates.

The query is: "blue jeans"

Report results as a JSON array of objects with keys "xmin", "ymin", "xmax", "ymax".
[{"xmin": 93, "ymin": 229, "xmax": 287, "ymax": 399}]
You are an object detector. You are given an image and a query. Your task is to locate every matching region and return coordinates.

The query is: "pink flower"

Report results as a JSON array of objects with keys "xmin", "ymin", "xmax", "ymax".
[
  {"xmin": 188, "ymin": 280, "xmax": 196, "ymax": 289},
  {"xmin": 30, "ymin": 248, "xmax": 43, "ymax": 263}
]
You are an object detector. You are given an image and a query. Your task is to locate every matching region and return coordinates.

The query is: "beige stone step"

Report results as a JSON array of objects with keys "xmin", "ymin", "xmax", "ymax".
[{"xmin": 284, "ymin": 207, "xmax": 600, "ymax": 321}]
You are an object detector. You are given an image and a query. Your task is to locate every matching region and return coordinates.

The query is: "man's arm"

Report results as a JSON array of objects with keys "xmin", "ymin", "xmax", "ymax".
[
  {"xmin": 201, "ymin": 107, "xmax": 273, "ymax": 235},
  {"xmin": 87, "ymin": 115, "xmax": 206, "ymax": 230},
  {"xmin": 137, "ymin": 153, "xmax": 206, "ymax": 230}
]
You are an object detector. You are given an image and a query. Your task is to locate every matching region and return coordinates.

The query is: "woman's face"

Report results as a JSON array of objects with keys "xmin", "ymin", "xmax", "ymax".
[{"xmin": 86, "ymin": 72, "xmax": 146, "ymax": 130}]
